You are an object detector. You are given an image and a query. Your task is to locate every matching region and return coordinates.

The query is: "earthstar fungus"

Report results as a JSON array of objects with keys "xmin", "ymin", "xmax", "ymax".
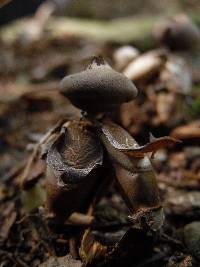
[{"xmin": 22, "ymin": 56, "xmax": 180, "ymax": 231}]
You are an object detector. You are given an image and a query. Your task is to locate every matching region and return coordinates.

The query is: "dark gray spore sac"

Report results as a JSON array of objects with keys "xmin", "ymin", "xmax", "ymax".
[{"xmin": 60, "ymin": 56, "xmax": 138, "ymax": 113}]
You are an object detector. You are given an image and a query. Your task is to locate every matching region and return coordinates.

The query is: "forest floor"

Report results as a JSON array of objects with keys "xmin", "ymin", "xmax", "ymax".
[{"xmin": 0, "ymin": 9, "xmax": 200, "ymax": 267}]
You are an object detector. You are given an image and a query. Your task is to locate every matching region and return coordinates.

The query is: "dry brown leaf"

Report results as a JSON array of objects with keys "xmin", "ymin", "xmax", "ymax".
[
  {"xmin": 123, "ymin": 49, "xmax": 166, "ymax": 82},
  {"xmin": 0, "ymin": 0, "xmax": 12, "ymax": 8},
  {"xmin": 20, "ymin": 147, "xmax": 46, "ymax": 190},
  {"xmin": 80, "ymin": 229, "xmax": 107, "ymax": 264},
  {"xmin": 171, "ymin": 121, "xmax": 200, "ymax": 139},
  {"xmin": 0, "ymin": 202, "xmax": 17, "ymax": 242}
]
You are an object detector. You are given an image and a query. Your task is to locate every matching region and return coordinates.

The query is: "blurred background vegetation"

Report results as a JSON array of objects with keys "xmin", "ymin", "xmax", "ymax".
[{"xmin": 1, "ymin": 0, "xmax": 200, "ymax": 24}]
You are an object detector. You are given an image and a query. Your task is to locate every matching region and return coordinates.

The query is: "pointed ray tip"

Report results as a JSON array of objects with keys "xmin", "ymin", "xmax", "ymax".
[
  {"xmin": 149, "ymin": 132, "xmax": 157, "ymax": 142},
  {"xmin": 88, "ymin": 55, "xmax": 106, "ymax": 68}
]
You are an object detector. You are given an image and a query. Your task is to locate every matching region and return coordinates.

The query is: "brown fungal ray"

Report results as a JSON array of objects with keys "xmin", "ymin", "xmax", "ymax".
[
  {"xmin": 123, "ymin": 134, "xmax": 181, "ymax": 158},
  {"xmin": 46, "ymin": 120, "xmax": 104, "ymax": 221},
  {"xmin": 102, "ymin": 122, "xmax": 181, "ymax": 158},
  {"xmin": 20, "ymin": 119, "xmax": 68, "ymax": 189},
  {"xmin": 113, "ymin": 163, "xmax": 164, "ymax": 230},
  {"xmin": 99, "ymin": 121, "xmax": 163, "ymax": 230},
  {"xmin": 99, "ymin": 121, "xmax": 140, "ymax": 172},
  {"xmin": 60, "ymin": 56, "xmax": 138, "ymax": 113}
]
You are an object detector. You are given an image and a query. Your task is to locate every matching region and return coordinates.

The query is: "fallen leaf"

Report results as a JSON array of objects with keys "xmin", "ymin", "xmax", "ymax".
[
  {"xmin": 80, "ymin": 229, "xmax": 107, "ymax": 264},
  {"xmin": 0, "ymin": 204, "xmax": 17, "ymax": 242},
  {"xmin": 171, "ymin": 121, "xmax": 200, "ymax": 140}
]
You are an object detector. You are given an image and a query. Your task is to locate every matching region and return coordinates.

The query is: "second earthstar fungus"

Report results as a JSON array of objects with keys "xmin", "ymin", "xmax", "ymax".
[{"xmin": 21, "ymin": 56, "xmax": 180, "ymax": 263}]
